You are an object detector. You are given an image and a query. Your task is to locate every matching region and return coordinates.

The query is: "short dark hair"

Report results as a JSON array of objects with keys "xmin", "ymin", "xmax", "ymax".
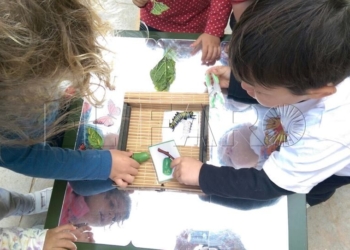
[{"xmin": 229, "ymin": 0, "xmax": 350, "ymax": 95}]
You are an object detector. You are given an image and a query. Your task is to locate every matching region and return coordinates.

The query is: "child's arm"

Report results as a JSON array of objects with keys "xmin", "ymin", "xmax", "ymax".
[
  {"xmin": 0, "ymin": 144, "xmax": 139, "ymax": 188},
  {"xmin": 191, "ymin": 0, "xmax": 232, "ymax": 65},
  {"xmin": 171, "ymin": 157, "xmax": 293, "ymax": 200}
]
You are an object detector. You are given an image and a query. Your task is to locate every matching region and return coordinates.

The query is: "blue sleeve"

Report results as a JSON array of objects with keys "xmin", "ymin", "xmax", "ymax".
[{"xmin": 0, "ymin": 143, "xmax": 112, "ymax": 181}]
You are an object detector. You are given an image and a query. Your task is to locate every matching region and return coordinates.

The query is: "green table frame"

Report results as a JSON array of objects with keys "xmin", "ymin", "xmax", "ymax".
[{"xmin": 46, "ymin": 31, "xmax": 308, "ymax": 250}]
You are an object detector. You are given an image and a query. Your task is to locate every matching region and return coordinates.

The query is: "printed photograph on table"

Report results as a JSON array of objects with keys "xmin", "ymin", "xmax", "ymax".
[
  {"xmin": 149, "ymin": 140, "xmax": 181, "ymax": 183},
  {"xmin": 162, "ymin": 110, "xmax": 201, "ymax": 147},
  {"xmin": 75, "ymin": 93, "xmax": 124, "ymax": 151}
]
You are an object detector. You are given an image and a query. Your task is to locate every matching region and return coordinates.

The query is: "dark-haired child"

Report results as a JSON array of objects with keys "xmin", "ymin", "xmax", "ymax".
[{"xmin": 171, "ymin": 0, "xmax": 350, "ymax": 206}]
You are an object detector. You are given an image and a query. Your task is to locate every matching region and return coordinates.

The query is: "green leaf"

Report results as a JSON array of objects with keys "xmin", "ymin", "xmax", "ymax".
[
  {"xmin": 150, "ymin": 50, "xmax": 176, "ymax": 91},
  {"xmin": 87, "ymin": 127, "xmax": 104, "ymax": 149},
  {"xmin": 151, "ymin": 1, "xmax": 169, "ymax": 15}
]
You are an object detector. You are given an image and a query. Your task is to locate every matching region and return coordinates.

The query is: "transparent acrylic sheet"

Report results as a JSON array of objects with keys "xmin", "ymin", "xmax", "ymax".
[
  {"xmin": 58, "ymin": 37, "xmax": 289, "ymax": 250},
  {"xmin": 58, "ymin": 185, "xmax": 288, "ymax": 250},
  {"xmin": 108, "ymin": 37, "xmax": 217, "ymax": 93}
]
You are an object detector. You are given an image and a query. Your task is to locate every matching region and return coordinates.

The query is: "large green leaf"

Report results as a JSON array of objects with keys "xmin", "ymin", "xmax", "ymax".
[
  {"xmin": 150, "ymin": 50, "xmax": 176, "ymax": 91},
  {"xmin": 151, "ymin": 1, "xmax": 169, "ymax": 15},
  {"xmin": 87, "ymin": 127, "xmax": 104, "ymax": 149}
]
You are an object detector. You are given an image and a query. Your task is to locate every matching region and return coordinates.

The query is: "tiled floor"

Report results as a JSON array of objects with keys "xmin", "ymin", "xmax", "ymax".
[{"xmin": 1, "ymin": 1, "xmax": 350, "ymax": 250}]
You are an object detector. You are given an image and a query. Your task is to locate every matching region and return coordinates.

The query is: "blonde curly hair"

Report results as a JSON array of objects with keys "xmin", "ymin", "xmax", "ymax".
[{"xmin": 0, "ymin": 0, "xmax": 114, "ymax": 146}]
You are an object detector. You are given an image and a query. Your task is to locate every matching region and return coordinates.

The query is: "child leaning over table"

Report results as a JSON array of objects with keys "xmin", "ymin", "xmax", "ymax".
[
  {"xmin": 0, "ymin": 0, "xmax": 139, "ymax": 249},
  {"xmin": 171, "ymin": 0, "xmax": 350, "ymax": 207},
  {"xmin": 132, "ymin": 0, "xmax": 232, "ymax": 65}
]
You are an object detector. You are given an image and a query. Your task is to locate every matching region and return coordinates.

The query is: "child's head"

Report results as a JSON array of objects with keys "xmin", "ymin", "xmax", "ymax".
[
  {"xmin": 77, "ymin": 189, "xmax": 132, "ymax": 227},
  {"xmin": 229, "ymin": 0, "xmax": 350, "ymax": 107},
  {"xmin": 0, "ymin": 0, "xmax": 113, "ymax": 146}
]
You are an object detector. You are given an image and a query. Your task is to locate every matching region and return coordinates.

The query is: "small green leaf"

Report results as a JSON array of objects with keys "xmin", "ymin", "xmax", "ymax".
[
  {"xmin": 150, "ymin": 49, "xmax": 176, "ymax": 91},
  {"xmin": 87, "ymin": 127, "xmax": 104, "ymax": 149},
  {"xmin": 151, "ymin": 1, "xmax": 169, "ymax": 15}
]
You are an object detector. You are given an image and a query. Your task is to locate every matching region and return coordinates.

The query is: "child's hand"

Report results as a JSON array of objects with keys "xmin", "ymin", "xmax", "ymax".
[
  {"xmin": 43, "ymin": 224, "xmax": 77, "ymax": 250},
  {"xmin": 132, "ymin": 0, "xmax": 149, "ymax": 8},
  {"xmin": 206, "ymin": 66, "xmax": 231, "ymax": 88},
  {"xmin": 71, "ymin": 225, "xmax": 95, "ymax": 243},
  {"xmin": 191, "ymin": 33, "xmax": 220, "ymax": 66},
  {"xmin": 109, "ymin": 150, "xmax": 140, "ymax": 188},
  {"xmin": 171, "ymin": 157, "xmax": 203, "ymax": 186}
]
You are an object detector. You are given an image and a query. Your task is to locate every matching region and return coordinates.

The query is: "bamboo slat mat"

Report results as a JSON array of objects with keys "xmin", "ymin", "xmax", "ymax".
[{"xmin": 118, "ymin": 92, "xmax": 209, "ymax": 193}]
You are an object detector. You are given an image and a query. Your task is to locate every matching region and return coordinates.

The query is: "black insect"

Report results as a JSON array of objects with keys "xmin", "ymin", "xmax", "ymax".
[{"xmin": 169, "ymin": 111, "xmax": 196, "ymax": 131}]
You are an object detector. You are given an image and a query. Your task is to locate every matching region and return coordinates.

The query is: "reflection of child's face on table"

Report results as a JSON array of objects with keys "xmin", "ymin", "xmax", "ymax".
[
  {"xmin": 75, "ymin": 192, "xmax": 129, "ymax": 227},
  {"xmin": 219, "ymin": 124, "xmax": 259, "ymax": 169}
]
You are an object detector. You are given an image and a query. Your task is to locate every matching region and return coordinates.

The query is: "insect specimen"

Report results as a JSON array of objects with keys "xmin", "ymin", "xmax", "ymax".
[
  {"xmin": 158, "ymin": 148, "xmax": 175, "ymax": 176},
  {"xmin": 93, "ymin": 99, "xmax": 121, "ymax": 127},
  {"xmin": 181, "ymin": 119, "xmax": 194, "ymax": 138},
  {"xmin": 169, "ymin": 111, "xmax": 196, "ymax": 131},
  {"xmin": 132, "ymin": 152, "xmax": 150, "ymax": 164},
  {"xmin": 162, "ymin": 157, "xmax": 172, "ymax": 176}
]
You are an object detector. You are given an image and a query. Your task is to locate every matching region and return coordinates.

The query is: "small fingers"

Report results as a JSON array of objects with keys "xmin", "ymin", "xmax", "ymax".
[
  {"xmin": 115, "ymin": 178, "xmax": 128, "ymax": 188},
  {"xmin": 203, "ymin": 46, "xmax": 220, "ymax": 65},
  {"xmin": 170, "ymin": 157, "xmax": 181, "ymax": 168},
  {"xmin": 129, "ymin": 159, "xmax": 140, "ymax": 169},
  {"xmin": 122, "ymin": 150, "xmax": 133, "ymax": 157},
  {"xmin": 191, "ymin": 40, "xmax": 201, "ymax": 55},
  {"xmin": 122, "ymin": 174, "xmax": 135, "ymax": 184},
  {"xmin": 127, "ymin": 165, "xmax": 139, "ymax": 176},
  {"xmin": 201, "ymin": 47, "xmax": 209, "ymax": 62},
  {"xmin": 53, "ymin": 224, "xmax": 76, "ymax": 233},
  {"xmin": 77, "ymin": 225, "xmax": 92, "ymax": 232},
  {"xmin": 56, "ymin": 239, "xmax": 78, "ymax": 250},
  {"xmin": 59, "ymin": 231, "xmax": 78, "ymax": 242}
]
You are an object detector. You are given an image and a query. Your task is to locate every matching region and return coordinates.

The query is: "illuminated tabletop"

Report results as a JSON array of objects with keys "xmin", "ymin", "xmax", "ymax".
[{"xmin": 46, "ymin": 32, "xmax": 307, "ymax": 250}]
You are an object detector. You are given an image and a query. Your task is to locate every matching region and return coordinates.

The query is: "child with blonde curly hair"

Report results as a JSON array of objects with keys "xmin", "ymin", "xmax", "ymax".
[{"xmin": 0, "ymin": 0, "xmax": 139, "ymax": 248}]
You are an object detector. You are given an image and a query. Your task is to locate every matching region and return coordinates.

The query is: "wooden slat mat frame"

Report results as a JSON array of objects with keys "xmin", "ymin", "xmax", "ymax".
[{"xmin": 117, "ymin": 92, "xmax": 209, "ymax": 193}]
